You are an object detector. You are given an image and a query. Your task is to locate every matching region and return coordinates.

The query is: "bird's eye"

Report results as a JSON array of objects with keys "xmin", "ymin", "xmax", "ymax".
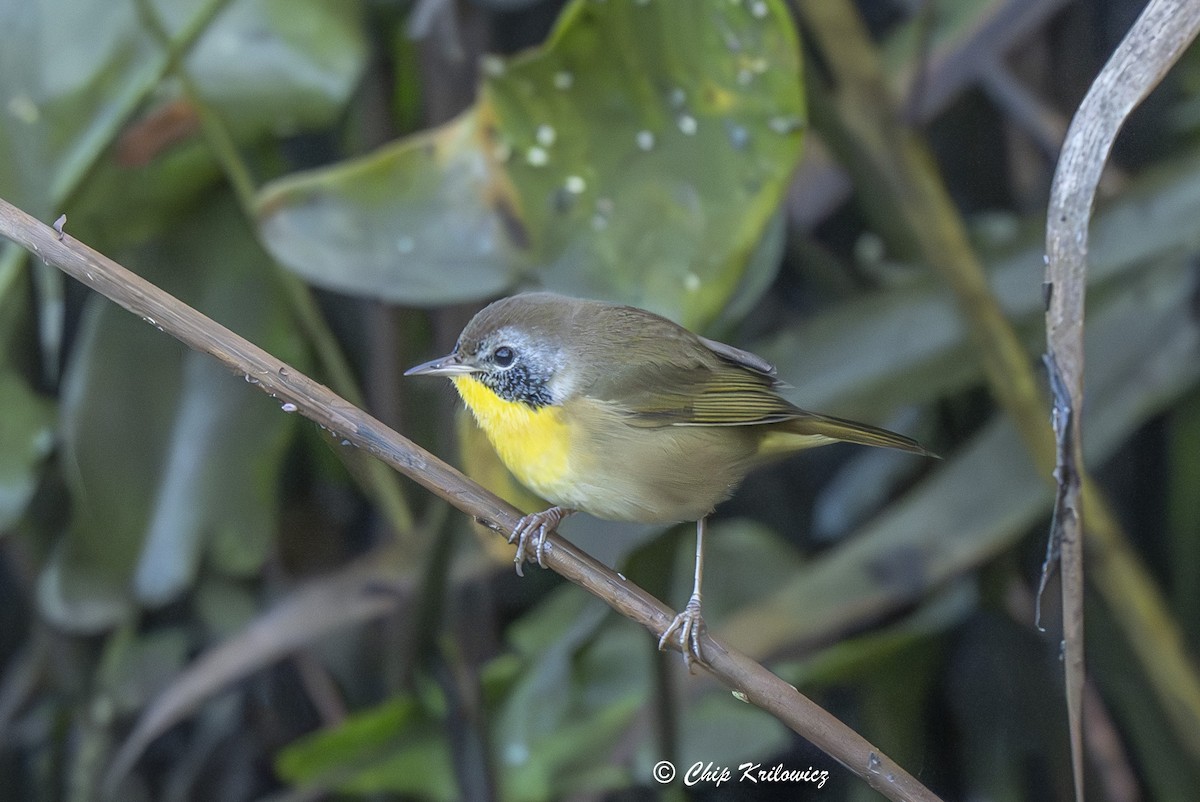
[{"xmin": 492, "ymin": 346, "xmax": 515, "ymax": 367}]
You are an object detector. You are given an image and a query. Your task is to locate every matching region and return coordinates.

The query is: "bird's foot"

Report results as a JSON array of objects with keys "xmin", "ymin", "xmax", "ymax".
[
  {"xmin": 659, "ymin": 593, "xmax": 707, "ymax": 671},
  {"xmin": 509, "ymin": 506, "xmax": 573, "ymax": 576}
]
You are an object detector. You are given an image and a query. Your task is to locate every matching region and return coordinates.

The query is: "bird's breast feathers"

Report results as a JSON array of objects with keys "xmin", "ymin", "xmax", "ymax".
[{"xmin": 451, "ymin": 375, "xmax": 576, "ymax": 502}]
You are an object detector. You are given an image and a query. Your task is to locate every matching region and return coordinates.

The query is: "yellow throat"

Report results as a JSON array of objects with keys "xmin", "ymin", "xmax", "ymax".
[{"xmin": 451, "ymin": 375, "xmax": 573, "ymax": 500}]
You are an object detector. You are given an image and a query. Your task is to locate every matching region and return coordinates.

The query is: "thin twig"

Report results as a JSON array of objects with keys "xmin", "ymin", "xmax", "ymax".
[
  {"xmin": 0, "ymin": 197, "xmax": 941, "ymax": 801},
  {"xmin": 1044, "ymin": 2, "xmax": 1200, "ymax": 798}
]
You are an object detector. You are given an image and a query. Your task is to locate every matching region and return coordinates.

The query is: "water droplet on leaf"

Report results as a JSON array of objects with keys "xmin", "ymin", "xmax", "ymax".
[{"xmin": 724, "ymin": 120, "xmax": 750, "ymax": 149}]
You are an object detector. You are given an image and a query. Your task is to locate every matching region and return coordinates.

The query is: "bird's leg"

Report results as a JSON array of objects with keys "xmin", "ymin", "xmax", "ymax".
[
  {"xmin": 509, "ymin": 506, "xmax": 574, "ymax": 576},
  {"xmin": 659, "ymin": 516, "xmax": 708, "ymax": 671}
]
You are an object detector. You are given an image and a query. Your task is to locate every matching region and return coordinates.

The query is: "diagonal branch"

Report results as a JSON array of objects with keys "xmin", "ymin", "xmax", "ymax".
[{"xmin": 0, "ymin": 197, "xmax": 942, "ymax": 802}]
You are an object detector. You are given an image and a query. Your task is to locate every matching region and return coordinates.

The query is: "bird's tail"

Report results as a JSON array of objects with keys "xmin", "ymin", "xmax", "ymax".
[{"xmin": 758, "ymin": 413, "xmax": 937, "ymax": 459}]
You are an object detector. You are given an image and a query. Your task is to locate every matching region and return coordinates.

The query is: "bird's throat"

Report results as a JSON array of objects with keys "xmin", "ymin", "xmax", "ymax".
[{"xmin": 451, "ymin": 376, "xmax": 573, "ymax": 501}]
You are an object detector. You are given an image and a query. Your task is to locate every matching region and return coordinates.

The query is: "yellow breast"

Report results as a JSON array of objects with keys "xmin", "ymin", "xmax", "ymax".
[{"xmin": 451, "ymin": 376, "xmax": 574, "ymax": 502}]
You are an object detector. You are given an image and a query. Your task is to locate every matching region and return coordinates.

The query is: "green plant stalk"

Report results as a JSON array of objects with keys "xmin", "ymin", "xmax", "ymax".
[
  {"xmin": 133, "ymin": 0, "xmax": 416, "ymax": 537},
  {"xmin": 796, "ymin": 0, "xmax": 1200, "ymax": 760},
  {"xmin": 55, "ymin": 0, "xmax": 236, "ymax": 207}
]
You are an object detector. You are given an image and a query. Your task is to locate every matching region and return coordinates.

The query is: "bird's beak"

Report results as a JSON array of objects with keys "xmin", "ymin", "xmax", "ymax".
[{"xmin": 404, "ymin": 353, "xmax": 480, "ymax": 377}]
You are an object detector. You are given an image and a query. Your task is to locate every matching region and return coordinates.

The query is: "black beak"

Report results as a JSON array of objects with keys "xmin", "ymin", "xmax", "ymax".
[{"xmin": 404, "ymin": 353, "xmax": 479, "ymax": 377}]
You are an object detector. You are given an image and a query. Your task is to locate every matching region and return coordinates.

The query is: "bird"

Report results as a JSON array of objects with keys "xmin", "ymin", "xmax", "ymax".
[{"xmin": 406, "ymin": 292, "xmax": 933, "ymax": 668}]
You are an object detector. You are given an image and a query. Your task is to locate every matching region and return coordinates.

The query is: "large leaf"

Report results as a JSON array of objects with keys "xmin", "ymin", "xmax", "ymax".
[
  {"xmin": 257, "ymin": 0, "xmax": 804, "ymax": 328},
  {"xmin": 259, "ymin": 111, "xmax": 522, "ymax": 308},
  {"xmin": 38, "ymin": 198, "xmax": 302, "ymax": 632}
]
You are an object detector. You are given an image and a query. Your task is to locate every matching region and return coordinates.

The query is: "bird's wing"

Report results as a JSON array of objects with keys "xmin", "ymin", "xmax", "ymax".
[
  {"xmin": 582, "ymin": 324, "xmax": 799, "ymax": 427},
  {"xmin": 606, "ymin": 360, "xmax": 932, "ymax": 454},
  {"xmin": 614, "ymin": 364, "xmax": 800, "ymax": 427},
  {"xmin": 582, "ymin": 322, "xmax": 933, "ymax": 456}
]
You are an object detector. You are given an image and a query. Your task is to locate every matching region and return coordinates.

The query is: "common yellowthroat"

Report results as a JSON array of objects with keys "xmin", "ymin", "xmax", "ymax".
[{"xmin": 407, "ymin": 292, "xmax": 933, "ymax": 667}]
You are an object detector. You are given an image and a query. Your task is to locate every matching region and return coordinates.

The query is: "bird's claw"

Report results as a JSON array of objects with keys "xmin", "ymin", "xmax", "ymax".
[
  {"xmin": 509, "ymin": 506, "xmax": 571, "ymax": 576},
  {"xmin": 659, "ymin": 594, "xmax": 706, "ymax": 671}
]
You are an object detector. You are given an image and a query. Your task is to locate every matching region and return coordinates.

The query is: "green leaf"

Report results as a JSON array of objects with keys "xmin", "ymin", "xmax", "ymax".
[
  {"xmin": 38, "ymin": 197, "xmax": 302, "ymax": 632},
  {"xmin": 258, "ymin": 110, "xmax": 523, "ymax": 307},
  {"xmin": 0, "ymin": 369, "xmax": 56, "ymax": 530},
  {"xmin": 711, "ymin": 206, "xmax": 787, "ymax": 332},
  {"xmin": 275, "ymin": 695, "xmax": 457, "ymax": 800},
  {"xmin": 108, "ymin": 550, "xmax": 428, "ymax": 785},
  {"xmin": 257, "ymin": 0, "xmax": 804, "ymax": 328}
]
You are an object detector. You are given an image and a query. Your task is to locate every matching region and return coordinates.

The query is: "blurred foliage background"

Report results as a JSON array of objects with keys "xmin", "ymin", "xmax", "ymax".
[{"xmin": 1, "ymin": 0, "xmax": 1199, "ymax": 799}]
